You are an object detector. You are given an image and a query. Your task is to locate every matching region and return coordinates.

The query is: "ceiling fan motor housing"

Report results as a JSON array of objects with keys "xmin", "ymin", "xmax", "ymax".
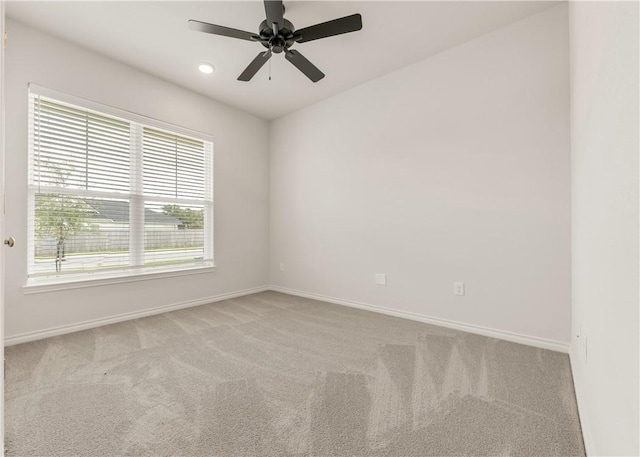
[{"xmin": 259, "ymin": 19, "xmax": 295, "ymax": 53}]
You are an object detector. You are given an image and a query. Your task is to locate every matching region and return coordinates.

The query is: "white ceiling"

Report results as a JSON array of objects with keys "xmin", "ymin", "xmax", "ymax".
[{"xmin": 7, "ymin": 1, "xmax": 560, "ymax": 120}]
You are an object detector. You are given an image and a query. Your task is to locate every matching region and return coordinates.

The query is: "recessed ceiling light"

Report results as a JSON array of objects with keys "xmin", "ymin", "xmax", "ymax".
[{"xmin": 198, "ymin": 63, "xmax": 215, "ymax": 74}]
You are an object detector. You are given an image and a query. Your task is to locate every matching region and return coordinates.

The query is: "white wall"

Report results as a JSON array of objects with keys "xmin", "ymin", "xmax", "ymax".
[
  {"xmin": 569, "ymin": 2, "xmax": 639, "ymax": 455},
  {"xmin": 4, "ymin": 20, "xmax": 270, "ymax": 340},
  {"xmin": 270, "ymin": 5, "xmax": 571, "ymax": 346}
]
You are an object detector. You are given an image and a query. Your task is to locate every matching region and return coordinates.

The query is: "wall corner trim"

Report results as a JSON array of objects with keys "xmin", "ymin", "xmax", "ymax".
[
  {"xmin": 269, "ymin": 285, "xmax": 570, "ymax": 353},
  {"xmin": 4, "ymin": 286, "xmax": 269, "ymax": 346},
  {"xmin": 569, "ymin": 347, "xmax": 596, "ymax": 456}
]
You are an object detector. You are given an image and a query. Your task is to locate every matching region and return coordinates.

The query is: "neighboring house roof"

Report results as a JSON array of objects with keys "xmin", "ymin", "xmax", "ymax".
[{"xmin": 83, "ymin": 199, "xmax": 182, "ymax": 225}]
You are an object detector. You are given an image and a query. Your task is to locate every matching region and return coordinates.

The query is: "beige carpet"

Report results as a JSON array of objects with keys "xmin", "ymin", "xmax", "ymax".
[{"xmin": 5, "ymin": 291, "xmax": 584, "ymax": 456}]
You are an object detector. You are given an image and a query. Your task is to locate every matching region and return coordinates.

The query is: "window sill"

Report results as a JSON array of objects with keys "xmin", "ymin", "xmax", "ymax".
[{"xmin": 23, "ymin": 264, "xmax": 217, "ymax": 294}]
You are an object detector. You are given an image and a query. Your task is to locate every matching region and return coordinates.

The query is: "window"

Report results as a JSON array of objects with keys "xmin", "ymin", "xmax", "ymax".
[{"xmin": 27, "ymin": 85, "xmax": 214, "ymax": 287}]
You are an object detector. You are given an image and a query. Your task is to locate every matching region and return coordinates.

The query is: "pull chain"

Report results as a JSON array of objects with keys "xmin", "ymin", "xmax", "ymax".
[{"xmin": 269, "ymin": 44, "xmax": 273, "ymax": 81}]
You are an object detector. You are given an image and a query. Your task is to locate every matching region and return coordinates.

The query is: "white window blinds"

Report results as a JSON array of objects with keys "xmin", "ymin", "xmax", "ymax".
[
  {"xmin": 27, "ymin": 87, "xmax": 214, "ymax": 283},
  {"xmin": 32, "ymin": 97, "xmax": 131, "ymax": 192},
  {"xmin": 143, "ymin": 127, "xmax": 206, "ymax": 199}
]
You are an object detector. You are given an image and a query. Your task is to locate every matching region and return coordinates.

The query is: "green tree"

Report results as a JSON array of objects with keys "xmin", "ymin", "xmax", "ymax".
[
  {"xmin": 162, "ymin": 205, "xmax": 204, "ymax": 229},
  {"xmin": 35, "ymin": 195, "xmax": 97, "ymax": 272},
  {"xmin": 34, "ymin": 162, "xmax": 96, "ymax": 272}
]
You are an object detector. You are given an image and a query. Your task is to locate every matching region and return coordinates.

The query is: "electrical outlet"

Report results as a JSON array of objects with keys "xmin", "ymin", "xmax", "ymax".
[
  {"xmin": 454, "ymin": 281, "xmax": 465, "ymax": 296},
  {"xmin": 279, "ymin": 263, "xmax": 284, "ymax": 272},
  {"xmin": 375, "ymin": 274, "xmax": 386, "ymax": 286}
]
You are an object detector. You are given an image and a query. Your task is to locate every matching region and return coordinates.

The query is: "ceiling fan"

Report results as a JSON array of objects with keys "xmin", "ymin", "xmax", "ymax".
[{"xmin": 188, "ymin": 0, "xmax": 362, "ymax": 83}]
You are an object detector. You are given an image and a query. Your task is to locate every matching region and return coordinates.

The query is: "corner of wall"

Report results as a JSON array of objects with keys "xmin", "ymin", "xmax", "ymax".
[{"xmin": 569, "ymin": 344, "xmax": 595, "ymax": 456}]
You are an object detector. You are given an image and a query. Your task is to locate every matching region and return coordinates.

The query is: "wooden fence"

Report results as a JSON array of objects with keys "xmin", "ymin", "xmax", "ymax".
[{"xmin": 35, "ymin": 229, "xmax": 205, "ymax": 256}]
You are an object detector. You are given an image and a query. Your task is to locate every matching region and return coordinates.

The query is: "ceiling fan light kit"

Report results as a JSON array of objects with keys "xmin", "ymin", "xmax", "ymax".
[{"xmin": 188, "ymin": 0, "xmax": 362, "ymax": 83}]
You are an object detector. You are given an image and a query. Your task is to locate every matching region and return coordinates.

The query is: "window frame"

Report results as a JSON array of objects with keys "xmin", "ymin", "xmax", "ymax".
[{"xmin": 24, "ymin": 84, "xmax": 215, "ymax": 293}]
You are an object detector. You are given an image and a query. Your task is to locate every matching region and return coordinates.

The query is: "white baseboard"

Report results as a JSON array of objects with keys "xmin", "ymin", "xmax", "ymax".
[
  {"xmin": 5, "ymin": 284, "xmax": 571, "ymax": 355},
  {"xmin": 569, "ymin": 347, "xmax": 596, "ymax": 456},
  {"xmin": 269, "ymin": 286, "xmax": 570, "ymax": 353},
  {"xmin": 4, "ymin": 286, "xmax": 269, "ymax": 346}
]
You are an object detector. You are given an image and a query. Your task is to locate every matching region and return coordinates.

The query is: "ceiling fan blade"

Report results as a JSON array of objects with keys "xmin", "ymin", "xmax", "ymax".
[
  {"xmin": 285, "ymin": 49, "xmax": 324, "ymax": 82},
  {"xmin": 238, "ymin": 50, "xmax": 272, "ymax": 81},
  {"xmin": 188, "ymin": 19, "xmax": 259, "ymax": 42},
  {"xmin": 264, "ymin": 0, "xmax": 284, "ymax": 29},
  {"xmin": 294, "ymin": 13, "xmax": 362, "ymax": 43}
]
